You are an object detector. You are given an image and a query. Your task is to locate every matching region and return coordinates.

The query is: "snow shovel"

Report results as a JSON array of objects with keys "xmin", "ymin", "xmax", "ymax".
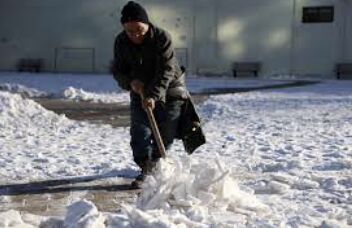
[{"xmin": 140, "ymin": 93, "xmax": 167, "ymax": 159}]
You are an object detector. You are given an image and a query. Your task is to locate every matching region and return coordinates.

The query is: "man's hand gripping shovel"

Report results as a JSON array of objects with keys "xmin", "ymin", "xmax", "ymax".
[{"xmin": 140, "ymin": 92, "xmax": 166, "ymax": 159}]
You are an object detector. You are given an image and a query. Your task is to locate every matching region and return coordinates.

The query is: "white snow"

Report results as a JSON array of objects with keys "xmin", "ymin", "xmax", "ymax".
[
  {"xmin": 0, "ymin": 71, "xmax": 296, "ymax": 103},
  {"xmin": 0, "ymin": 72, "xmax": 351, "ymax": 227},
  {"xmin": 0, "ymin": 90, "xmax": 135, "ymax": 181},
  {"xmin": 63, "ymin": 200, "xmax": 105, "ymax": 228},
  {"xmin": 0, "ymin": 83, "xmax": 49, "ymax": 98},
  {"xmin": 62, "ymin": 86, "xmax": 130, "ymax": 103},
  {"xmin": 0, "ymin": 72, "xmax": 129, "ymax": 103}
]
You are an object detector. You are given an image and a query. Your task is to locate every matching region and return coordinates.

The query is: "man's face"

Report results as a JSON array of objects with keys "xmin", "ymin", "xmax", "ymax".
[{"xmin": 123, "ymin": 21, "xmax": 149, "ymax": 45}]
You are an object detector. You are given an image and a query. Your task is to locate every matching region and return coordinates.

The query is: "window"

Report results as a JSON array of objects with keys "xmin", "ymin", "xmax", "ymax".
[{"xmin": 302, "ymin": 6, "xmax": 334, "ymax": 23}]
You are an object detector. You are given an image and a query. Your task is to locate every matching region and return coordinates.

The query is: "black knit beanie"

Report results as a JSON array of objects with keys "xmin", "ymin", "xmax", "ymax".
[{"xmin": 120, "ymin": 1, "xmax": 149, "ymax": 24}]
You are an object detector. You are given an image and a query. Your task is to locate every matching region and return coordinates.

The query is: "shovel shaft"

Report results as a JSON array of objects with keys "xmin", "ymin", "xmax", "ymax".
[{"xmin": 140, "ymin": 94, "xmax": 166, "ymax": 158}]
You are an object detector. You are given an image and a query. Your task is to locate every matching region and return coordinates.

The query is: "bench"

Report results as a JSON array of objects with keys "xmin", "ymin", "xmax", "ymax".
[
  {"xmin": 232, "ymin": 62, "xmax": 261, "ymax": 77},
  {"xmin": 335, "ymin": 63, "xmax": 352, "ymax": 79},
  {"xmin": 17, "ymin": 58, "xmax": 44, "ymax": 72}
]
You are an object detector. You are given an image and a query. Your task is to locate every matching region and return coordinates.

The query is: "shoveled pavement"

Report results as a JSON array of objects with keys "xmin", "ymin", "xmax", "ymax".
[
  {"xmin": 33, "ymin": 80, "xmax": 318, "ymax": 127},
  {"xmin": 33, "ymin": 94, "xmax": 209, "ymax": 127},
  {"xmin": 0, "ymin": 176, "xmax": 139, "ymax": 217}
]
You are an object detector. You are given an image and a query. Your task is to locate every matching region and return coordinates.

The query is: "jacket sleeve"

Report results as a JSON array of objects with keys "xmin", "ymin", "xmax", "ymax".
[
  {"xmin": 112, "ymin": 37, "xmax": 131, "ymax": 91},
  {"xmin": 146, "ymin": 31, "xmax": 176, "ymax": 100}
]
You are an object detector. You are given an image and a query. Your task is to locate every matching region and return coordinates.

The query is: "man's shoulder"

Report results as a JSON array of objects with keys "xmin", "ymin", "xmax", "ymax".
[
  {"xmin": 115, "ymin": 31, "xmax": 128, "ymax": 45},
  {"xmin": 151, "ymin": 24, "xmax": 171, "ymax": 40}
]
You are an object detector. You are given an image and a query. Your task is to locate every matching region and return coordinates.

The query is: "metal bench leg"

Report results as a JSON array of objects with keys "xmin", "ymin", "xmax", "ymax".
[{"xmin": 233, "ymin": 70, "xmax": 237, "ymax": 78}]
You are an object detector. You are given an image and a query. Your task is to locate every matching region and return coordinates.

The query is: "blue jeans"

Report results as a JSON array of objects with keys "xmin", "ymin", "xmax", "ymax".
[{"xmin": 130, "ymin": 93, "xmax": 184, "ymax": 167}]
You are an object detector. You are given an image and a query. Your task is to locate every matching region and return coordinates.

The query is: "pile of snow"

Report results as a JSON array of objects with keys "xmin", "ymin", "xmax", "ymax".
[
  {"xmin": 0, "ymin": 82, "xmax": 130, "ymax": 103},
  {"xmin": 0, "ymin": 157, "xmax": 272, "ymax": 227},
  {"xmin": 0, "ymin": 91, "xmax": 69, "ymax": 136},
  {"xmin": 0, "ymin": 83, "xmax": 49, "ymax": 98},
  {"xmin": 0, "ymin": 91, "xmax": 134, "ymax": 182},
  {"xmin": 114, "ymin": 156, "xmax": 270, "ymax": 227},
  {"xmin": 0, "ymin": 82, "xmax": 131, "ymax": 104},
  {"xmin": 0, "ymin": 72, "xmax": 129, "ymax": 103},
  {"xmin": 63, "ymin": 200, "xmax": 105, "ymax": 227},
  {"xmin": 62, "ymin": 86, "xmax": 130, "ymax": 103}
]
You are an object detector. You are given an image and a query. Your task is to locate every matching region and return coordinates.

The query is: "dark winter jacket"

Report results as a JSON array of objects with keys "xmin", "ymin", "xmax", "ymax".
[
  {"xmin": 112, "ymin": 23, "xmax": 187, "ymax": 102},
  {"xmin": 112, "ymin": 23, "xmax": 205, "ymax": 153},
  {"xmin": 177, "ymin": 97, "xmax": 206, "ymax": 154}
]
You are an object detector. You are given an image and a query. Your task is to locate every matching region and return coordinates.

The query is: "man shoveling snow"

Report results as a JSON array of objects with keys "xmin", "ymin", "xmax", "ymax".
[{"xmin": 112, "ymin": 1, "xmax": 205, "ymax": 188}]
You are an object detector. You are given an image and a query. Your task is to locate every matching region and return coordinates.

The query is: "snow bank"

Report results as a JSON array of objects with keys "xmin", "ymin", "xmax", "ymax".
[
  {"xmin": 62, "ymin": 86, "xmax": 130, "ymax": 103},
  {"xmin": 0, "ymin": 73, "xmax": 129, "ymax": 103},
  {"xmin": 0, "ymin": 83, "xmax": 130, "ymax": 103},
  {"xmin": 0, "ymin": 83, "xmax": 49, "ymax": 98},
  {"xmin": 0, "ymin": 91, "xmax": 69, "ymax": 136},
  {"xmin": 0, "ymin": 91, "xmax": 133, "ymax": 182}
]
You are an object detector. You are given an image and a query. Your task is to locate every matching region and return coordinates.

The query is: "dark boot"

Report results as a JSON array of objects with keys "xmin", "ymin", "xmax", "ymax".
[{"xmin": 131, "ymin": 159, "xmax": 158, "ymax": 189}]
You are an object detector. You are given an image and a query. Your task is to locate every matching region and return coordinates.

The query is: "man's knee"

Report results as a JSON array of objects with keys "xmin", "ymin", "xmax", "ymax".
[{"xmin": 130, "ymin": 123, "xmax": 153, "ymax": 155}]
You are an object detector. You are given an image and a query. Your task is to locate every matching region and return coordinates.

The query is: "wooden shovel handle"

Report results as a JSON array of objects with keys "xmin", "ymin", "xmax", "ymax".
[{"xmin": 140, "ymin": 93, "xmax": 166, "ymax": 158}]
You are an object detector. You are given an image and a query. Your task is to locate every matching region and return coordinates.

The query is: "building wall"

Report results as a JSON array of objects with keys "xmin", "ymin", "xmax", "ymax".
[
  {"xmin": 0, "ymin": 0, "xmax": 351, "ymax": 77},
  {"xmin": 291, "ymin": 0, "xmax": 344, "ymax": 77},
  {"xmin": 0, "ymin": 0, "xmax": 122, "ymax": 73},
  {"xmin": 343, "ymin": 0, "xmax": 352, "ymax": 62},
  {"xmin": 215, "ymin": 0, "xmax": 293, "ymax": 76},
  {"xmin": 143, "ymin": 0, "xmax": 194, "ymax": 71}
]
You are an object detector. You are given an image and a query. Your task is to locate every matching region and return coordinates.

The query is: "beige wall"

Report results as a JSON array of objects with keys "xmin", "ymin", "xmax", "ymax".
[
  {"xmin": 291, "ymin": 0, "xmax": 343, "ymax": 77},
  {"xmin": 0, "ymin": 0, "xmax": 122, "ymax": 72},
  {"xmin": 215, "ymin": 0, "xmax": 293, "ymax": 75},
  {"xmin": 0, "ymin": 0, "xmax": 351, "ymax": 77},
  {"xmin": 145, "ymin": 0, "xmax": 194, "ymax": 71}
]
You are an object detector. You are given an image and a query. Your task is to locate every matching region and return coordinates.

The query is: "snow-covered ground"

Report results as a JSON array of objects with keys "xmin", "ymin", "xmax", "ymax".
[
  {"xmin": 0, "ymin": 72, "xmax": 296, "ymax": 103},
  {"xmin": 0, "ymin": 72, "xmax": 351, "ymax": 227}
]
